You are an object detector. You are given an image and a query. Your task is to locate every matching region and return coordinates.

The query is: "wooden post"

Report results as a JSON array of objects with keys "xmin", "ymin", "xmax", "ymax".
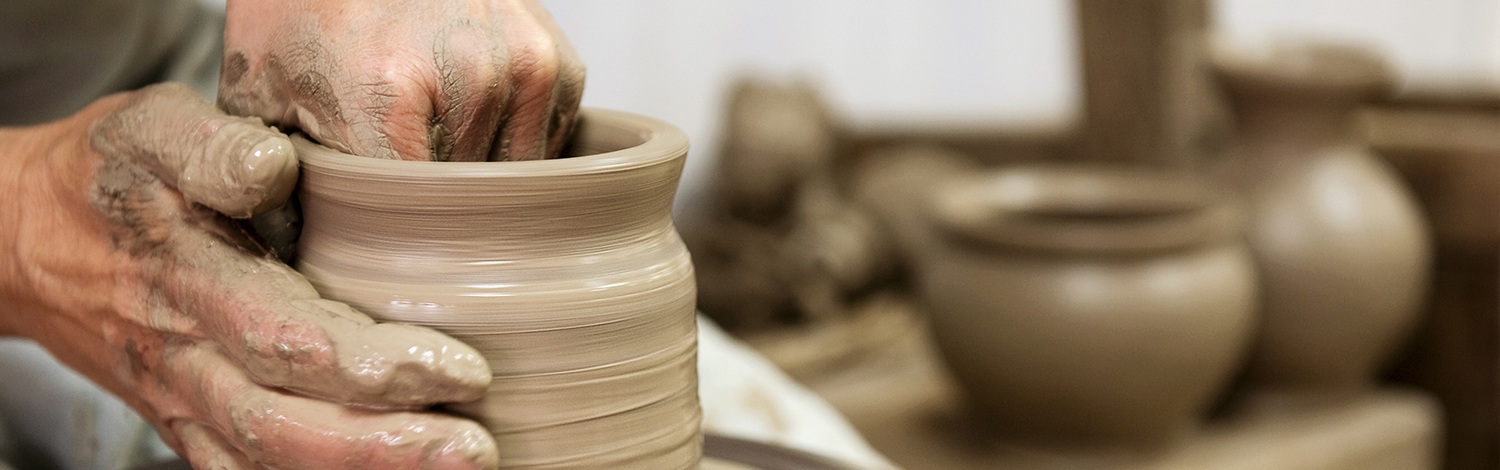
[{"xmin": 1072, "ymin": 0, "xmax": 1221, "ymax": 166}]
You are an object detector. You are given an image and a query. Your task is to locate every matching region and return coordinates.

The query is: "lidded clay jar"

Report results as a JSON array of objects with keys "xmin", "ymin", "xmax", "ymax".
[
  {"xmin": 918, "ymin": 165, "xmax": 1257, "ymax": 450},
  {"xmin": 293, "ymin": 109, "xmax": 700, "ymax": 469},
  {"xmin": 1211, "ymin": 42, "xmax": 1432, "ymax": 397}
]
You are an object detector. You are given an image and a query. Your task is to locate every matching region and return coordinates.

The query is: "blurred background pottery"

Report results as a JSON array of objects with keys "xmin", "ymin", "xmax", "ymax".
[
  {"xmin": 293, "ymin": 109, "xmax": 702, "ymax": 469},
  {"xmin": 1211, "ymin": 42, "xmax": 1433, "ymax": 398},
  {"xmin": 716, "ymin": 79, "xmax": 838, "ymax": 221},
  {"xmin": 916, "ymin": 165, "xmax": 1258, "ymax": 450},
  {"xmin": 848, "ymin": 145, "xmax": 979, "ymax": 259},
  {"xmin": 688, "ymin": 79, "xmax": 892, "ymax": 331}
]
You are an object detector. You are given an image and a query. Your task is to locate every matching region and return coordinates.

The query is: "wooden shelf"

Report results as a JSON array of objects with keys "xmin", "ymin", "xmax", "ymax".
[{"xmin": 787, "ymin": 317, "xmax": 1441, "ymax": 470}]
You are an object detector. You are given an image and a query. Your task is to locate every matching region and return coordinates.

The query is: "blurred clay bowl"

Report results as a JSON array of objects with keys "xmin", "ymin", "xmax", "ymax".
[{"xmin": 917, "ymin": 164, "xmax": 1258, "ymax": 452}]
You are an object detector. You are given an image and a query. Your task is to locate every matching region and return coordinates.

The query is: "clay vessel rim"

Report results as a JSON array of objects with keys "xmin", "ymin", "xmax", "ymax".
[
  {"xmin": 931, "ymin": 164, "xmax": 1241, "ymax": 254},
  {"xmin": 293, "ymin": 108, "xmax": 689, "ymax": 178},
  {"xmin": 1208, "ymin": 40, "xmax": 1391, "ymax": 97}
]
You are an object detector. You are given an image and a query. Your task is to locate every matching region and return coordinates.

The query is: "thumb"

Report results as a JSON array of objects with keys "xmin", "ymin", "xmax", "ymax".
[{"xmin": 90, "ymin": 82, "xmax": 298, "ymax": 218}]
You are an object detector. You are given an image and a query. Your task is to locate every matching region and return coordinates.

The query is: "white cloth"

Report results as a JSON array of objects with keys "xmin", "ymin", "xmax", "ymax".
[
  {"xmin": 0, "ymin": 316, "xmax": 895, "ymax": 470},
  {"xmin": 697, "ymin": 318, "xmax": 898, "ymax": 470}
]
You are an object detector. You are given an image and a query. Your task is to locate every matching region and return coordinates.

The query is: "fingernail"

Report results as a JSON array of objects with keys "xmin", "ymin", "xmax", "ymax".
[
  {"xmin": 241, "ymin": 136, "xmax": 299, "ymax": 215},
  {"xmin": 428, "ymin": 427, "xmax": 500, "ymax": 470},
  {"xmin": 190, "ymin": 125, "xmax": 299, "ymax": 218}
]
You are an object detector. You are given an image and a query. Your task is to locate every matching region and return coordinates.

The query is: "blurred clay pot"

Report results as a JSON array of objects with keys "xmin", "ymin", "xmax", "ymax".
[
  {"xmin": 294, "ymin": 109, "xmax": 701, "ymax": 469},
  {"xmin": 717, "ymin": 79, "xmax": 836, "ymax": 218},
  {"xmin": 1211, "ymin": 42, "xmax": 1432, "ymax": 396},
  {"xmin": 849, "ymin": 145, "xmax": 978, "ymax": 257},
  {"xmin": 918, "ymin": 165, "xmax": 1257, "ymax": 450}
]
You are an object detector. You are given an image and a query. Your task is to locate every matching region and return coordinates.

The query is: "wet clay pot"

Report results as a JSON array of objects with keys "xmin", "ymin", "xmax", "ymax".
[
  {"xmin": 1211, "ymin": 43, "xmax": 1432, "ymax": 396},
  {"xmin": 918, "ymin": 165, "xmax": 1257, "ymax": 450},
  {"xmin": 293, "ymin": 109, "xmax": 700, "ymax": 469}
]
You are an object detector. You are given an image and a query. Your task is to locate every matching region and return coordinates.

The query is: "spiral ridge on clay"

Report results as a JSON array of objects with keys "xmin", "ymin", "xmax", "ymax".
[{"xmin": 294, "ymin": 109, "xmax": 701, "ymax": 470}]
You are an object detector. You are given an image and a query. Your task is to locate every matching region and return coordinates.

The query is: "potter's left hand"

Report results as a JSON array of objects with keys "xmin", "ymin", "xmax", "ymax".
[
  {"xmin": 218, "ymin": 0, "xmax": 584, "ymax": 162},
  {"xmin": 0, "ymin": 83, "xmax": 499, "ymax": 470}
]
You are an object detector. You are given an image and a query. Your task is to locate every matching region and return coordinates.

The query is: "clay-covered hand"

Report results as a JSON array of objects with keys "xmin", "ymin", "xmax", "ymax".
[
  {"xmin": 0, "ymin": 83, "xmax": 499, "ymax": 470},
  {"xmin": 218, "ymin": 0, "xmax": 584, "ymax": 162}
]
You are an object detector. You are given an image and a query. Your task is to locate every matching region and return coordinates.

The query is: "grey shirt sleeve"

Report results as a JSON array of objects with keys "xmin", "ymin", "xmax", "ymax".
[
  {"xmin": 0, "ymin": 3, "xmax": 224, "ymax": 469},
  {"xmin": 0, "ymin": 0, "xmax": 222, "ymax": 125}
]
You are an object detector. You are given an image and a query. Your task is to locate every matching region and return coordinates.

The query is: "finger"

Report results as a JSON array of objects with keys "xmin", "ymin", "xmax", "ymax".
[
  {"xmin": 430, "ymin": 22, "xmax": 511, "ymax": 162},
  {"xmin": 344, "ymin": 71, "xmax": 431, "ymax": 161},
  {"xmin": 529, "ymin": 5, "xmax": 587, "ymax": 159},
  {"xmin": 95, "ymin": 150, "xmax": 491, "ymax": 407},
  {"xmin": 490, "ymin": 12, "xmax": 567, "ymax": 161},
  {"xmin": 172, "ymin": 342, "xmax": 500, "ymax": 470},
  {"xmin": 218, "ymin": 42, "xmax": 385, "ymax": 161},
  {"xmin": 166, "ymin": 237, "xmax": 492, "ymax": 406},
  {"xmin": 542, "ymin": 57, "xmax": 585, "ymax": 159},
  {"xmin": 246, "ymin": 196, "xmax": 300, "ymax": 265},
  {"xmin": 175, "ymin": 421, "xmax": 261, "ymax": 470},
  {"xmin": 91, "ymin": 83, "xmax": 298, "ymax": 218}
]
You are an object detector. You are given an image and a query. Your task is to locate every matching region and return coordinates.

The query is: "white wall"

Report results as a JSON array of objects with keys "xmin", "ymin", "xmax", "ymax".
[
  {"xmin": 541, "ymin": 0, "xmax": 1081, "ymax": 220},
  {"xmin": 202, "ymin": 0, "xmax": 1498, "ymax": 217},
  {"xmin": 1215, "ymin": 0, "xmax": 1500, "ymax": 93},
  {"xmin": 540, "ymin": 0, "xmax": 1499, "ymax": 221}
]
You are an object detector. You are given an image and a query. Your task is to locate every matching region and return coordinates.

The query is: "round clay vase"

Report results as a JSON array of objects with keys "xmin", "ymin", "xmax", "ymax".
[
  {"xmin": 918, "ymin": 165, "xmax": 1257, "ymax": 450},
  {"xmin": 1211, "ymin": 43, "xmax": 1432, "ymax": 396},
  {"xmin": 293, "ymin": 109, "xmax": 701, "ymax": 469}
]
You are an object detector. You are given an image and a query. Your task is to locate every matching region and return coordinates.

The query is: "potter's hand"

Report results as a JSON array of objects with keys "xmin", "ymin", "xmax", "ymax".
[
  {"xmin": 0, "ymin": 83, "xmax": 499, "ymax": 470},
  {"xmin": 218, "ymin": 0, "xmax": 584, "ymax": 162}
]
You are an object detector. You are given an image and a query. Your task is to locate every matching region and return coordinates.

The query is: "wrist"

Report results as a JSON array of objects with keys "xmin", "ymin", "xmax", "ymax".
[
  {"xmin": 0, "ymin": 125, "xmax": 58, "ymax": 335},
  {"xmin": 0, "ymin": 115, "xmax": 113, "ymax": 337}
]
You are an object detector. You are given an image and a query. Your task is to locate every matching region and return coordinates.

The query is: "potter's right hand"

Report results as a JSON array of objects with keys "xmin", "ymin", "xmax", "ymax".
[
  {"xmin": 0, "ymin": 83, "xmax": 499, "ymax": 470},
  {"xmin": 218, "ymin": 0, "xmax": 584, "ymax": 162}
]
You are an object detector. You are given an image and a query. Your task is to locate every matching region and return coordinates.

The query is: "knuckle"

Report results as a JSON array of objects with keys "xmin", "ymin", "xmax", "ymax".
[
  {"xmin": 241, "ymin": 317, "xmax": 338, "ymax": 375},
  {"xmin": 182, "ymin": 349, "xmax": 275, "ymax": 458},
  {"xmin": 225, "ymin": 390, "xmax": 274, "ymax": 455},
  {"xmin": 436, "ymin": 23, "xmax": 504, "ymax": 92},
  {"xmin": 456, "ymin": 48, "xmax": 505, "ymax": 90},
  {"xmin": 557, "ymin": 51, "xmax": 586, "ymax": 85},
  {"xmin": 135, "ymin": 82, "xmax": 200, "ymax": 105},
  {"xmin": 509, "ymin": 38, "xmax": 562, "ymax": 86},
  {"xmin": 178, "ymin": 423, "xmax": 244, "ymax": 470}
]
